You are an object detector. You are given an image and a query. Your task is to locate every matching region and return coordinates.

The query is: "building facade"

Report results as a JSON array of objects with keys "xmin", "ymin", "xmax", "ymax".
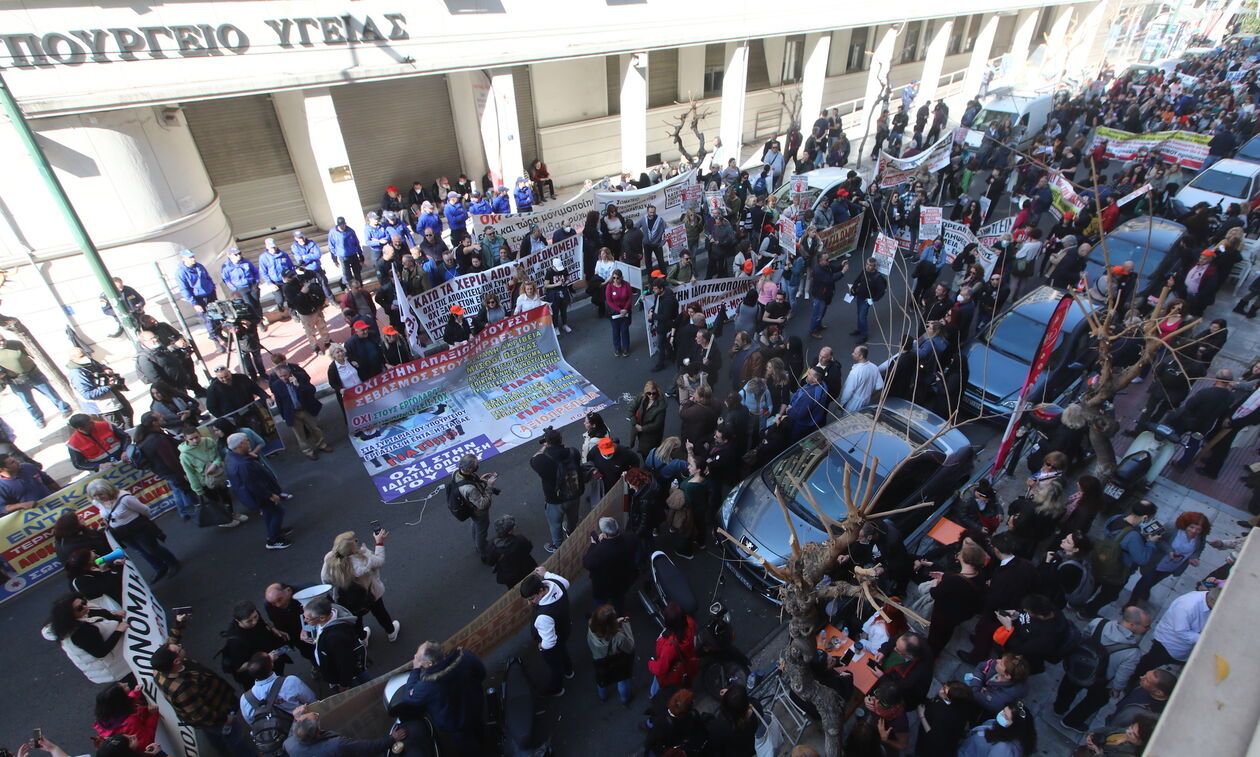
[{"xmin": 0, "ymin": 0, "xmax": 1112, "ymax": 347}]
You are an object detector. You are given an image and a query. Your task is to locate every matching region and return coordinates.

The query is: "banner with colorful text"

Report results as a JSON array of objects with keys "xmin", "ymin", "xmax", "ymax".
[
  {"xmin": 1090, "ymin": 126, "xmax": 1211, "ymax": 171},
  {"xmin": 876, "ymin": 134, "xmax": 953, "ymax": 187},
  {"xmin": 1047, "ymin": 171, "xmax": 1087, "ymax": 220},
  {"xmin": 344, "ymin": 306, "xmax": 612, "ymax": 502},
  {"xmin": 408, "ymin": 234, "xmax": 582, "ymax": 342}
]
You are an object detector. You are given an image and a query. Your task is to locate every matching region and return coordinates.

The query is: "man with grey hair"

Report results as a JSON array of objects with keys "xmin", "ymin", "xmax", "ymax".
[
  {"xmin": 283, "ymin": 708, "xmax": 404, "ymax": 756},
  {"xmin": 395, "ymin": 640, "xmax": 487, "ymax": 755},
  {"xmin": 581, "ymin": 515, "xmax": 638, "ymax": 611},
  {"xmin": 1055, "ymin": 605, "xmax": 1152, "ymax": 732},
  {"xmin": 452, "ymin": 454, "xmax": 498, "ymax": 564},
  {"xmin": 225, "ymin": 431, "xmax": 291, "ymax": 550}
]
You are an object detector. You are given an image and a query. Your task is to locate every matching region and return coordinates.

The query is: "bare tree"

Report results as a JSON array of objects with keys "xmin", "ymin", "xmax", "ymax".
[
  {"xmin": 857, "ymin": 60, "xmax": 892, "ymax": 170},
  {"xmin": 665, "ymin": 100, "xmax": 715, "ymax": 167},
  {"xmin": 772, "ymin": 87, "xmax": 803, "ymax": 135}
]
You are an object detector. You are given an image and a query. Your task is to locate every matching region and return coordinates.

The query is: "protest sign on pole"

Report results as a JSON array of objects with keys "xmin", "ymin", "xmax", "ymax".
[
  {"xmin": 1117, "ymin": 182, "xmax": 1152, "ymax": 207},
  {"xmin": 872, "ymin": 233, "xmax": 898, "ymax": 275},
  {"xmin": 410, "ymin": 234, "xmax": 582, "ymax": 342},
  {"xmin": 1046, "ymin": 171, "xmax": 1086, "ymax": 219},
  {"xmin": 919, "ymin": 206, "xmax": 942, "ymax": 242},
  {"xmin": 470, "ymin": 188, "xmax": 596, "ymax": 249},
  {"xmin": 394, "ymin": 267, "xmax": 428, "ymax": 358},
  {"xmin": 705, "ymin": 190, "xmax": 724, "ymax": 218},
  {"xmin": 642, "ymin": 277, "xmax": 752, "ymax": 357},
  {"xmin": 664, "ymin": 225, "xmax": 689, "ymax": 261},
  {"xmin": 345, "ymin": 306, "xmax": 612, "ymax": 501},
  {"xmin": 876, "ymin": 134, "xmax": 953, "ymax": 187},
  {"xmin": 778, "ymin": 216, "xmax": 798, "ymax": 253},
  {"xmin": 817, "ymin": 212, "xmax": 865, "ymax": 258}
]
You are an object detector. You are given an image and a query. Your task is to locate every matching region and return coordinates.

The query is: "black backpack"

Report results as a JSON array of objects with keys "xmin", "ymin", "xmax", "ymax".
[
  {"xmin": 333, "ymin": 581, "xmax": 373, "ymax": 615},
  {"xmin": 446, "ymin": 474, "xmax": 475, "ymax": 522},
  {"xmin": 552, "ymin": 448, "xmax": 583, "ymax": 502},
  {"xmin": 243, "ymin": 677, "xmax": 294, "ymax": 755},
  {"xmin": 1062, "ymin": 619, "xmax": 1137, "ymax": 686}
]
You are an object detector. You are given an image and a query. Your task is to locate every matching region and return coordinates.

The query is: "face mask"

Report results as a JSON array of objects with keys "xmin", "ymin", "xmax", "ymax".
[
  {"xmin": 956, "ymin": 295, "xmax": 964, "ymax": 302},
  {"xmin": 996, "ymin": 711, "xmax": 1012, "ymax": 727}
]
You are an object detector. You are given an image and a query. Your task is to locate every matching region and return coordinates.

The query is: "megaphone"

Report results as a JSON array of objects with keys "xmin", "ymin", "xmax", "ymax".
[{"xmin": 94, "ymin": 547, "xmax": 126, "ymax": 566}]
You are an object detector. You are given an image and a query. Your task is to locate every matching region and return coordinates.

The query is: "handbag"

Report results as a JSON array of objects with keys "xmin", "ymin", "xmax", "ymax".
[
  {"xmin": 195, "ymin": 495, "xmax": 233, "ymax": 528},
  {"xmin": 203, "ymin": 459, "xmax": 228, "ymax": 489}
]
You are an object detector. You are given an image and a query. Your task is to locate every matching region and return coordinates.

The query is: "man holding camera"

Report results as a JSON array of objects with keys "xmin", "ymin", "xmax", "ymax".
[
  {"xmin": 453, "ymin": 454, "xmax": 498, "ymax": 565},
  {"xmin": 220, "ymin": 247, "xmax": 264, "ymax": 326},
  {"xmin": 281, "ymin": 269, "xmax": 331, "ymax": 355},
  {"xmin": 1080, "ymin": 501, "xmax": 1162, "ymax": 617},
  {"xmin": 67, "ymin": 347, "xmax": 132, "ymax": 428}
]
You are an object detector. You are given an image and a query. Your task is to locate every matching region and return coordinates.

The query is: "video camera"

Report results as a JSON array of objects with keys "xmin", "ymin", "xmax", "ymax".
[{"xmin": 204, "ymin": 298, "xmax": 254, "ymax": 324}]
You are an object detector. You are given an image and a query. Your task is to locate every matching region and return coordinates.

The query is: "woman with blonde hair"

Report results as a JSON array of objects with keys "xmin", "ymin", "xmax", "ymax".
[
  {"xmin": 631, "ymin": 380, "xmax": 667, "ymax": 456},
  {"xmin": 320, "ymin": 529, "xmax": 401, "ymax": 642},
  {"xmin": 514, "ymin": 280, "xmax": 545, "ymax": 314}
]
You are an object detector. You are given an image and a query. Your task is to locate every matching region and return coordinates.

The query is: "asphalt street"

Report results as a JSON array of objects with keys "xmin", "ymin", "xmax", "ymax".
[{"xmin": 1, "ymin": 243, "xmax": 1002, "ymax": 755}]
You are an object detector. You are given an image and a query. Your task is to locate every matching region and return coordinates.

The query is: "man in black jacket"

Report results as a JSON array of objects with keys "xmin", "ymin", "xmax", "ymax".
[
  {"xmin": 205, "ymin": 366, "xmax": 269, "ymax": 419},
  {"xmin": 959, "ymin": 531, "xmax": 1037, "ymax": 665},
  {"xmin": 530, "ymin": 429, "xmax": 583, "ymax": 554},
  {"xmin": 879, "ymin": 632, "xmax": 935, "ymax": 708},
  {"xmin": 1169, "ymin": 369, "xmax": 1235, "ymax": 470},
  {"xmin": 996, "ymin": 593, "xmax": 1075, "ymax": 675},
  {"xmin": 648, "ymin": 276, "xmax": 679, "ymax": 372},
  {"xmin": 582, "ymin": 517, "xmax": 638, "ymax": 611},
  {"xmin": 136, "ymin": 329, "xmax": 203, "ymax": 397},
  {"xmin": 808, "ymin": 253, "xmax": 850, "ymax": 339},
  {"xmin": 303, "ymin": 594, "xmax": 369, "ymax": 691},
  {"xmin": 281, "ymin": 269, "xmax": 330, "ymax": 355},
  {"xmin": 849, "ymin": 257, "xmax": 887, "ymax": 344},
  {"xmin": 1049, "ymin": 243, "xmax": 1092, "ymax": 290},
  {"xmin": 586, "ymin": 436, "xmax": 642, "ymax": 491}
]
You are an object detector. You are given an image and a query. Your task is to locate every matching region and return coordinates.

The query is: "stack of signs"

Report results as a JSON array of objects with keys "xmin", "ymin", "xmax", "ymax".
[
  {"xmin": 877, "ymin": 134, "xmax": 953, "ymax": 188},
  {"xmin": 872, "ymin": 233, "xmax": 899, "ymax": 275},
  {"xmin": 407, "ymin": 235, "xmax": 582, "ymax": 343},
  {"xmin": 345, "ymin": 306, "xmax": 613, "ymax": 501}
]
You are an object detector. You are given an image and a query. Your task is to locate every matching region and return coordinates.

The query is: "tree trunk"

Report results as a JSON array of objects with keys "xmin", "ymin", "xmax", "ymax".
[{"xmin": 0, "ymin": 313, "xmax": 78, "ymax": 411}]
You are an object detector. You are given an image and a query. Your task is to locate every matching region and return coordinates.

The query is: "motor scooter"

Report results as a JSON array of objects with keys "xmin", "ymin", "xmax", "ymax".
[
  {"xmin": 486, "ymin": 657, "xmax": 552, "ymax": 757},
  {"xmin": 638, "ymin": 550, "xmax": 750, "ymax": 698},
  {"xmin": 1104, "ymin": 420, "xmax": 1183, "ymax": 503}
]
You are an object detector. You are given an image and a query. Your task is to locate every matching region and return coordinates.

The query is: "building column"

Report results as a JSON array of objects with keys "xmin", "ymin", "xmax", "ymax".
[
  {"xmin": 800, "ymin": 33, "xmax": 832, "ymax": 131},
  {"xmin": 763, "ymin": 37, "xmax": 786, "ymax": 88},
  {"xmin": 1044, "ymin": 7, "xmax": 1075, "ymax": 79},
  {"xmin": 917, "ymin": 20, "xmax": 955, "ymax": 105},
  {"xmin": 272, "ymin": 88, "xmax": 362, "ymax": 230},
  {"xmin": 621, "ymin": 52, "xmax": 648, "ymax": 175},
  {"xmin": 1008, "ymin": 9, "xmax": 1042, "ymax": 77},
  {"xmin": 718, "ymin": 41, "xmax": 749, "ymax": 166},
  {"xmin": 963, "ymin": 16, "xmax": 1000, "ymax": 99},
  {"xmin": 860, "ymin": 26, "xmax": 899, "ymax": 140},
  {"xmin": 448, "ymin": 69, "xmax": 524, "ymax": 209},
  {"xmin": 678, "ymin": 45, "xmax": 705, "ymax": 102}
]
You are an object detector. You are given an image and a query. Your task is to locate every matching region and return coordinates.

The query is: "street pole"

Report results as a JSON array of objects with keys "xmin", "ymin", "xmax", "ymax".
[{"xmin": 0, "ymin": 70, "xmax": 135, "ymax": 343}]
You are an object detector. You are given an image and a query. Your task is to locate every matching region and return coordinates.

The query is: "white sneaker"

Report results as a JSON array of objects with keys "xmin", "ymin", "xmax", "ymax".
[
  {"xmin": 217, "ymin": 519, "xmax": 242, "ymax": 529},
  {"xmin": 388, "ymin": 620, "xmax": 402, "ymax": 642},
  {"xmin": 233, "ymin": 513, "xmax": 249, "ymax": 522},
  {"xmin": 562, "ymin": 325, "xmax": 572, "ymax": 333},
  {"xmin": 361, "ymin": 626, "xmax": 372, "ymax": 646}
]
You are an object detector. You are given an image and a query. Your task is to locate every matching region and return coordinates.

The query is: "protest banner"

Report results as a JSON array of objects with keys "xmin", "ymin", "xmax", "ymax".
[
  {"xmin": 310, "ymin": 479, "xmax": 627, "ymax": 739},
  {"xmin": 642, "ymin": 277, "xmax": 751, "ymax": 357},
  {"xmin": 940, "ymin": 219, "xmax": 1000, "ymax": 276},
  {"xmin": 120, "ymin": 557, "xmax": 200, "ymax": 757},
  {"xmin": 1047, "ymin": 171, "xmax": 1086, "ymax": 220},
  {"xmin": 409, "ymin": 234, "xmax": 582, "ymax": 342},
  {"xmin": 919, "ymin": 206, "xmax": 942, "ymax": 242},
  {"xmin": 1118, "ymin": 182, "xmax": 1153, "ymax": 207},
  {"xmin": 470, "ymin": 187, "xmax": 596, "ymax": 250},
  {"xmin": 977, "ymin": 216, "xmax": 1015, "ymax": 246},
  {"xmin": 1090, "ymin": 126, "xmax": 1212, "ymax": 170},
  {"xmin": 817, "ymin": 212, "xmax": 865, "ymax": 258},
  {"xmin": 871, "ymin": 233, "xmax": 898, "ymax": 275},
  {"xmin": 0, "ymin": 464, "xmax": 177, "ymax": 604},
  {"xmin": 595, "ymin": 169, "xmax": 699, "ymax": 226},
  {"xmin": 876, "ymin": 134, "xmax": 953, "ymax": 187},
  {"xmin": 345, "ymin": 306, "xmax": 612, "ymax": 502},
  {"xmin": 778, "ymin": 215, "xmax": 798, "ymax": 253},
  {"xmin": 664, "ymin": 225, "xmax": 689, "ymax": 260}
]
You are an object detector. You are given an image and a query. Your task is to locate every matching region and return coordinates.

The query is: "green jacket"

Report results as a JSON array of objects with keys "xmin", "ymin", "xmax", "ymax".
[{"xmin": 178, "ymin": 436, "xmax": 223, "ymax": 495}]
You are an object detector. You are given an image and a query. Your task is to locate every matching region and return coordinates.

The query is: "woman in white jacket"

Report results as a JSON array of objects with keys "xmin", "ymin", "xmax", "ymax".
[
  {"xmin": 41, "ymin": 592, "xmax": 131, "ymax": 684},
  {"xmin": 321, "ymin": 530, "xmax": 401, "ymax": 642}
]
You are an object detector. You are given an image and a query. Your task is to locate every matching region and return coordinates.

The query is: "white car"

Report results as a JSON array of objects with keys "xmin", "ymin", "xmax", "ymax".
[{"xmin": 1174, "ymin": 158, "xmax": 1260, "ymax": 214}]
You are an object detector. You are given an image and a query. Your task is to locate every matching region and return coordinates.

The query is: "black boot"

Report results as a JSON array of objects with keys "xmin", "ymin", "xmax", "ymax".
[
  {"xmin": 1249, "ymin": 305, "xmax": 1259, "ymax": 319},
  {"xmin": 1235, "ymin": 299, "xmax": 1250, "ymax": 315}
]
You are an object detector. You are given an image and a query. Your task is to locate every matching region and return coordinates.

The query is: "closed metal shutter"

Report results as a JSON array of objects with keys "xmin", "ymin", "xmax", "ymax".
[
  {"xmin": 648, "ymin": 48, "xmax": 678, "ymax": 108},
  {"xmin": 183, "ymin": 95, "xmax": 310, "ymax": 240},
  {"xmin": 331, "ymin": 75, "xmax": 463, "ymax": 213},
  {"xmin": 513, "ymin": 66, "xmax": 540, "ymax": 166}
]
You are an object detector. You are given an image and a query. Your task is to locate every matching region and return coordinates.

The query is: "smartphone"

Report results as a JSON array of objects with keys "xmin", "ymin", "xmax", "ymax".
[
  {"xmin": 370, "ymin": 520, "xmax": 382, "ymax": 535},
  {"xmin": 30, "ymin": 729, "xmax": 42, "ymax": 748},
  {"xmin": 171, "ymin": 606, "xmax": 193, "ymax": 616},
  {"xmin": 840, "ymin": 648, "xmax": 855, "ymax": 666}
]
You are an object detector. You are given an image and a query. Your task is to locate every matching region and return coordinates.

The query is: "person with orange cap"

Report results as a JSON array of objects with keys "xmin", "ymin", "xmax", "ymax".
[
  {"xmin": 443, "ymin": 305, "xmax": 473, "ymax": 347},
  {"xmin": 380, "ymin": 325, "xmax": 412, "ymax": 367},
  {"xmin": 585, "ymin": 436, "xmax": 642, "ymax": 504},
  {"xmin": 345, "ymin": 320, "xmax": 387, "ymax": 380}
]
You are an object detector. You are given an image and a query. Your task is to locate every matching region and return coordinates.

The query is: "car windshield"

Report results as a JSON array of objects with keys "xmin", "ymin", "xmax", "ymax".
[
  {"xmin": 1088, "ymin": 236, "xmax": 1166, "ymax": 277},
  {"xmin": 759, "ymin": 415, "xmax": 929, "ymax": 526},
  {"xmin": 1238, "ymin": 140, "xmax": 1260, "ymax": 162},
  {"xmin": 1189, "ymin": 168, "xmax": 1250, "ymax": 197},
  {"xmin": 970, "ymin": 108, "xmax": 1012, "ymax": 130},
  {"xmin": 986, "ymin": 310, "xmax": 1065, "ymax": 361}
]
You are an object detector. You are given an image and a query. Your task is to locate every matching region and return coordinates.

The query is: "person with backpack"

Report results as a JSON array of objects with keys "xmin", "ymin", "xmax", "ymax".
[
  {"xmin": 1039, "ymin": 531, "xmax": 1096, "ymax": 610},
  {"xmin": 239, "ymin": 653, "xmax": 315, "ymax": 754},
  {"xmin": 530, "ymin": 428, "xmax": 584, "ymax": 554},
  {"xmin": 302, "ymin": 594, "xmax": 370, "ymax": 692},
  {"xmin": 1080, "ymin": 501, "xmax": 1162, "ymax": 617},
  {"xmin": 450, "ymin": 454, "xmax": 499, "ymax": 564},
  {"xmin": 1054, "ymin": 606, "xmax": 1151, "ymax": 733}
]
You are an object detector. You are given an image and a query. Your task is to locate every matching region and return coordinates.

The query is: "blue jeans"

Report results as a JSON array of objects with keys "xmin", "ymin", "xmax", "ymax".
[
  {"xmin": 597, "ymin": 679, "xmax": 632, "ymax": 703},
  {"xmin": 161, "ymin": 476, "xmax": 197, "ymax": 518},
  {"xmin": 611, "ymin": 316, "xmax": 631, "ymax": 353},
  {"xmin": 545, "ymin": 500, "xmax": 579, "ymax": 547},
  {"xmin": 808, "ymin": 298, "xmax": 828, "ymax": 334},
  {"xmin": 855, "ymin": 299, "xmax": 872, "ymax": 339},
  {"xmin": 8, "ymin": 372, "xmax": 71, "ymax": 424},
  {"xmin": 198, "ymin": 713, "xmax": 258, "ymax": 757},
  {"xmin": 258, "ymin": 502, "xmax": 286, "ymax": 541}
]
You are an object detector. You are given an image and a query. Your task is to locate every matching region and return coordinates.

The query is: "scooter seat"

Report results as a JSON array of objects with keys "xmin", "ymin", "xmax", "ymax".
[
  {"xmin": 652, "ymin": 553, "xmax": 698, "ymax": 617},
  {"xmin": 503, "ymin": 657, "xmax": 543, "ymax": 749}
]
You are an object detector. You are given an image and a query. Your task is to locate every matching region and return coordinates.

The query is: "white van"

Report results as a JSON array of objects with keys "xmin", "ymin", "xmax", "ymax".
[{"xmin": 963, "ymin": 89, "xmax": 1056, "ymax": 149}]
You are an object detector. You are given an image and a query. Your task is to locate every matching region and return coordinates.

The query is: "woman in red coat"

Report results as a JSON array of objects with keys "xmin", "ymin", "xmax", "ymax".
[
  {"xmin": 647, "ymin": 601, "xmax": 698, "ymax": 697},
  {"xmin": 93, "ymin": 682, "xmax": 159, "ymax": 748}
]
